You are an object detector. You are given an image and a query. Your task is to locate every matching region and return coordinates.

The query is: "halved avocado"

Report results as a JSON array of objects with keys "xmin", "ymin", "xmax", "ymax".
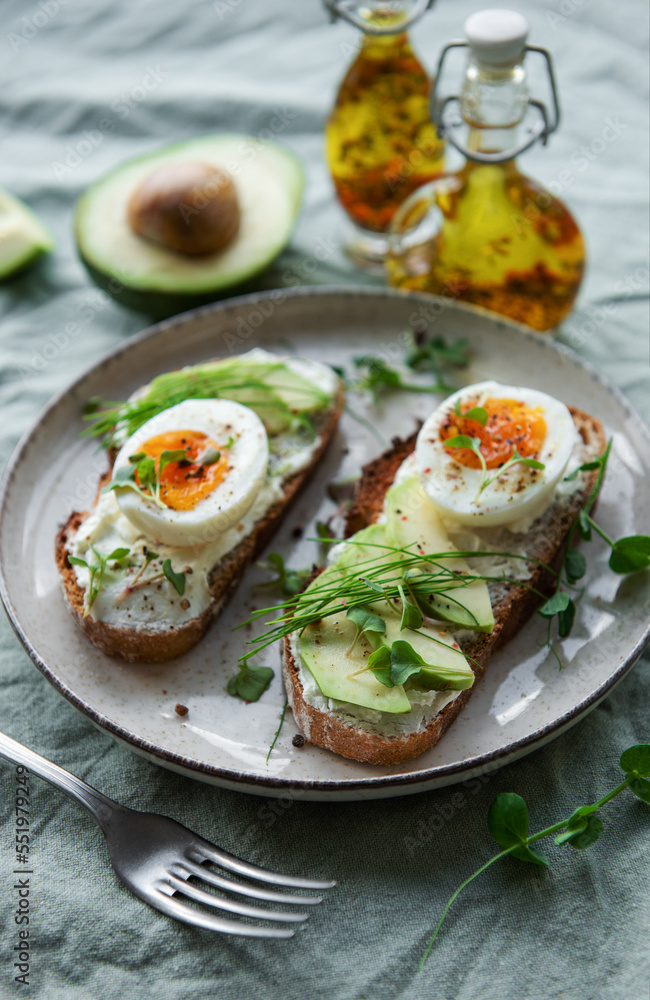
[
  {"xmin": 74, "ymin": 134, "xmax": 304, "ymax": 317},
  {"xmin": 0, "ymin": 189, "xmax": 53, "ymax": 280}
]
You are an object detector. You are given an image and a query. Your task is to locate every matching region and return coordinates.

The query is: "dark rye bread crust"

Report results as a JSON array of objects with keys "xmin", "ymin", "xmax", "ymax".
[
  {"xmin": 282, "ymin": 407, "xmax": 606, "ymax": 766},
  {"xmin": 56, "ymin": 392, "xmax": 344, "ymax": 663}
]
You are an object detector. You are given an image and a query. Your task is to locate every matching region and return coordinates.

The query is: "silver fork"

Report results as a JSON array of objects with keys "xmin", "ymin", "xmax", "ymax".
[{"xmin": 0, "ymin": 732, "xmax": 334, "ymax": 938}]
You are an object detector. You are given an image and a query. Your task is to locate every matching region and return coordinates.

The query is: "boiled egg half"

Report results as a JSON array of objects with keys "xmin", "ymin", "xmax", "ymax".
[
  {"xmin": 415, "ymin": 381, "xmax": 578, "ymax": 527},
  {"xmin": 112, "ymin": 398, "xmax": 268, "ymax": 546}
]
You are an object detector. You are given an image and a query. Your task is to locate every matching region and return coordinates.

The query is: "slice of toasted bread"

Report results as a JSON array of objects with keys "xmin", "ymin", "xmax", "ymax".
[
  {"xmin": 282, "ymin": 406, "xmax": 606, "ymax": 766},
  {"xmin": 56, "ymin": 391, "xmax": 344, "ymax": 663}
]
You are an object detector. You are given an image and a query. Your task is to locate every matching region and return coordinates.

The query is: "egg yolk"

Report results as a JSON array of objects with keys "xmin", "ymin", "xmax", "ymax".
[
  {"xmin": 440, "ymin": 398, "xmax": 546, "ymax": 470},
  {"xmin": 135, "ymin": 429, "xmax": 230, "ymax": 511}
]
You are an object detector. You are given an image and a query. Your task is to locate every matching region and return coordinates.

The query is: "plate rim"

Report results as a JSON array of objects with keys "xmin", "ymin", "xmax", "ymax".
[{"xmin": 1, "ymin": 284, "xmax": 649, "ymax": 794}]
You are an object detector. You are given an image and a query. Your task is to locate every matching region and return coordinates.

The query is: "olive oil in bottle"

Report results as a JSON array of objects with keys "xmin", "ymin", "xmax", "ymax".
[
  {"xmin": 386, "ymin": 10, "xmax": 585, "ymax": 331},
  {"xmin": 325, "ymin": 0, "xmax": 444, "ymax": 267}
]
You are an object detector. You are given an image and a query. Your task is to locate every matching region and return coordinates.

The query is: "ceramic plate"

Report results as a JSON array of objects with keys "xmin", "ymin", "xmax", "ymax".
[{"xmin": 1, "ymin": 287, "xmax": 648, "ymax": 800}]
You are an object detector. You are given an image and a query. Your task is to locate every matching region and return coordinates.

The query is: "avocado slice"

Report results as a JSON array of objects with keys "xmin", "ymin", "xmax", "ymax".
[
  {"xmin": 332, "ymin": 522, "xmax": 400, "ymax": 577},
  {"xmin": 298, "ymin": 526, "xmax": 411, "ymax": 714},
  {"xmin": 0, "ymin": 189, "xmax": 53, "ymax": 280},
  {"xmin": 74, "ymin": 134, "xmax": 304, "ymax": 317},
  {"xmin": 250, "ymin": 365, "xmax": 330, "ymax": 415},
  {"xmin": 126, "ymin": 353, "xmax": 332, "ymax": 438},
  {"xmin": 218, "ymin": 355, "xmax": 332, "ymax": 422},
  {"xmin": 385, "ymin": 478, "xmax": 494, "ymax": 632},
  {"xmin": 216, "ymin": 383, "xmax": 290, "ymax": 435},
  {"xmin": 299, "ymin": 613, "xmax": 411, "ymax": 715}
]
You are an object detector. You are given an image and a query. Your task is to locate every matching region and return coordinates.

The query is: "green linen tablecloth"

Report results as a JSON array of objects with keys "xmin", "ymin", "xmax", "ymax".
[{"xmin": 0, "ymin": 1, "xmax": 648, "ymax": 998}]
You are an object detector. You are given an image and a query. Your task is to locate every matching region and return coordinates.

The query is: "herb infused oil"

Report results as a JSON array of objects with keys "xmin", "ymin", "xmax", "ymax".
[
  {"xmin": 386, "ymin": 10, "xmax": 585, "ymax": 331},
  {"xmin": 325, "ymin": 1, "xmax": 444, "ymax": 266}
]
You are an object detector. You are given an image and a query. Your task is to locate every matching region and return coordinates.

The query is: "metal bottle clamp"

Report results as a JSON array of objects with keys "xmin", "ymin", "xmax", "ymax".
[
  {"xmin": 323, "ymin": 0, "xmax": 434, "ymax": 35},
  {"xmin": 430, "ymin": 42, "xmax": 561, "ymax": 164}
]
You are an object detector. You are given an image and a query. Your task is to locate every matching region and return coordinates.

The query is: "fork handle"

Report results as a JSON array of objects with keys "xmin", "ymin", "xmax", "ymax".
[{"xmin": 0, "ymin": 730, "xmax": 116, "ymax": 828}]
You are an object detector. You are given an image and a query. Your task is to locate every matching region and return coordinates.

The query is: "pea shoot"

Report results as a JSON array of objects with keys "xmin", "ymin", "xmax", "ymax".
[
  {"xmin": 420, "ymin": 743, "xmax": 650, "ymax": 966},
  {"xmin": 538, "ymin": 441, "xmax": 650, "ymax": 664},
  {"xmin": 443, "ymin": 433, "xmax": 546, "ymax": 503},
  {"xmin": 333, "ymin": 332, "xmax": 470, "ymax": 403},
  {"xmin": 227, "ymin": 662, "xmax": 274, "ymax": 702}
]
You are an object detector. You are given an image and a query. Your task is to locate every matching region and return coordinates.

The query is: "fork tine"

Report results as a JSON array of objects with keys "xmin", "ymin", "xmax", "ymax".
[
  {"xmin": 191, "ymin": 839, "xmax": 336, "ymax": 891},
  {"xmin": 177, "ymin": 860, "xmax": 324, "ymax": 906},
  {"xmin": 166, "ymin": 874, "xmax": 308, "ymax": 923},
  {"xmin": 153, "ymin": 891, "xmax": 295, "ymax": 939}
]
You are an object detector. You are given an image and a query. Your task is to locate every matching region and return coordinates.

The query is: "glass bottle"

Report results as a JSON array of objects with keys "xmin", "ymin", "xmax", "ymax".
[
  {"xmin": 386, "ymin": 10, "xmax": 585, "ymax": 332},
  {"xmin": 324, "ymin": 0, "xmax": 444, "ymax": 268}
]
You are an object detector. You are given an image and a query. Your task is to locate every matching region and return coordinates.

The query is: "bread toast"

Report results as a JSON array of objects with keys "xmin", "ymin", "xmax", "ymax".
[
  {"xmin": 56, "ymin": 361, "xmax": 344, "ymax": 663},
  {"xmin": 282, "ymin": 406, "xmax": 606, "ymax": 765}
]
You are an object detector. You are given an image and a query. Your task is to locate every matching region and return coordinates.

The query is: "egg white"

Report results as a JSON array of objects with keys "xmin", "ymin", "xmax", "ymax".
[
  {"xmin": 113, "ymin": 398, "xmax": 269, "ymax": 547},
  {"xmin": 415, "ymin": 380, "xmax": 579, "ymax": 528}
]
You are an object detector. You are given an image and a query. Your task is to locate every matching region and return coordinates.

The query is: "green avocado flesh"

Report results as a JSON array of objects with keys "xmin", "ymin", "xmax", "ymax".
[
  {"xmin": 385, "ymin": 478, "xmax": 495, "ymax": 632},
  {"xmin": 138, "ymin": 355, "xmax": 330, "ymax": 437},
  {"xmin": 220, "ymin": 356, "xmax": 331, "ymax": 432},
  {"xmin": 0, "ymin": 189, "xmax": 53, "ymax": 279},
  {"xmin": 87, "ymin": 350, "xmax": 336, "ymax": 452},
  {"xmin": 297, "ymin": 528, "xmax": 410, "ymax": 715},
  {"xmin": 300, "ymin": 612, "xmax": 412, "ymax": 715},
  {"xmin": 298, "ymin": 518, "xmax": 478, "ymax": 715},
  {"xmin": 74, "ymin": 134, "xmax": 304, "ymax": 316}
]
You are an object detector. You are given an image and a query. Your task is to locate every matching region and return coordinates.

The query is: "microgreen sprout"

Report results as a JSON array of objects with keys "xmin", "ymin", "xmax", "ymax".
[
  {"xmin": 351, "ymin": 356, "xmax": 451, "ymax": 402},
  {"xmin": 234, "ymin": 537, "xmax": 547, "ymax": 667},
  {"xmin": 453, "ymin": 398, "xmax": 488, "ymax": 425},
  {"xmin": 345, "ymin": 606, "xmax": 386, "ymax": 657},
  {"xmin": 576, "ymin": 514, "xmax": 650, "ymax": 574},
  {"xmin": 420, "ymin": 743, "xmax": 650, "ymax": 966},
  {"xmin": 162, "ymin": 559, "xmax": 186, "ymax": 596},
  {"xmin": 68, "ymin": 545, "xmax": 131, "ymax": 615},
  {"xmin": 364, "ymin": 639, "xmax": 474, "ymax": 690},
  {"xmin": 331, "ymin": 332, "xmax": 469, "ymax": 405},
  {"xmin": 266, "ymin": 697, "xmax": 289, "ymax": 763},
  {"xmin": 115, "ymin": 553, "xmax": 185, "ymax": 601},
  {"xmin": 118, "ymin": 548, "xmax": 159, "ymax": 598},
  {"xmin": 103, "ymin": 448, "xmax": 189, "ymax": 509},
  {"xmin": 537, "ymin": 440, "xmax": 650, "ymax": 663},
  {"xmin": 443, "ymin": 435, "xmax": 546, "ymax": 503},
  {"xmin": 405, "ymin": 333, "xmax": 471, "ymax": 377}
]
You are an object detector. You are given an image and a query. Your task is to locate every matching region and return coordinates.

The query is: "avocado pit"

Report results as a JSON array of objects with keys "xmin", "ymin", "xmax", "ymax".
[{"xmin": 127, "ymin": 161, "xmax": 241, "ymax": 256}]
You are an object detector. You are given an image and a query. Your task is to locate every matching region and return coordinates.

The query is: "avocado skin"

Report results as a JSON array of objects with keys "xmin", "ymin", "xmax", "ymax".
[{"xmin": 78, "ymin": 251, "xmax": 272, "ymax": 319}]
